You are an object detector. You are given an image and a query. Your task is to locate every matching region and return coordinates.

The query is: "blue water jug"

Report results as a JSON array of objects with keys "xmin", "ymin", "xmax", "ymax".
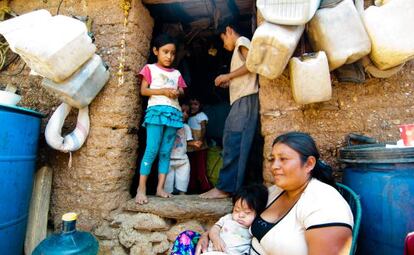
[{"xmin": 32, "ymin": 213, "xmax": 99, "ymax": 255}]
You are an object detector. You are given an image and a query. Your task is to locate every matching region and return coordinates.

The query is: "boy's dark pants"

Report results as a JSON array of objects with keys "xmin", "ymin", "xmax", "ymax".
[{"xmin": 216, "ymin": 93, "xmax": 259, "ymax": 194}]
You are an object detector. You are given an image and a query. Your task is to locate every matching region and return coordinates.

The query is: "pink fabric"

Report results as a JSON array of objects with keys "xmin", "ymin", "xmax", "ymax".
[
  {"xmin": 139, "ymin": 65, "xmax": 152, "ymax": 84},
  {"xmin": 405, "ymin": 232, "xmax": 414, "ymax": 255},
  {"xmin": 139, "ymin": 64, "xmax": 187, "ymax": 88},
  {"xmin": 178, "ymin": 75, "xmax": 187, "ymax": 88}
]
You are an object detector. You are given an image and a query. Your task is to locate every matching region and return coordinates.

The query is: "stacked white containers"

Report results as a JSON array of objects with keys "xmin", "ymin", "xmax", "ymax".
[
  {"xmin": 306, "ymin": 0, "xmax": 371, "ymax": 70},
  {"xmin": 289, "ymin": 52, "xmax": 332, "ymax": 104},
  {"xmin": 363, "ymin": 0, "xmax": 414, "ymax": 70},
  {"xmin": 14, "ymin": 15, "xmax": 96, "ymax": 82},
  {"xmin": 256, "ymin": 0, "xmax": 321, "ymax": 25},
  {"xmin": 246, "ymin": 22, "xmax": 304, "ymax": 79}
]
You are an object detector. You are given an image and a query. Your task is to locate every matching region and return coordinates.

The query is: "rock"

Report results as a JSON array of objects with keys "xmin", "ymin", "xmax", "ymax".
[
  {"xmin": 123, "ymin": 195, "xmax": 232, "ymax": 220},
  {"xmin": 166, "ymin": 220, "xmax": 205, "ymax": 241},
  {"xmin": 113, "ymin": 212, "xmax": 170, "ymax": 231},
  {"xmin": 130, "ymin": 243, "xmax": 153, "ymax": 255},
  {"xmin": 94, "ymin": 223, "xmax": 120, "ymax": 240}
]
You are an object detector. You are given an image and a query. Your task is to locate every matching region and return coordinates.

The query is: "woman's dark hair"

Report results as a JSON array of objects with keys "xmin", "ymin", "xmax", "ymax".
[
  {"xmin": 233, "ymin": 183, "xmax": 269, "ymax": 215},
  {"xmin": 153, "ymin": 33, "xmax": 177, "ymax": 49},
  {"xmin": 272, "ymin": 132, "xmax": 336, "ymax": 188},
  {"xmin": 217, "ymin": 21, "xmax": 241, "ymax": 35}
]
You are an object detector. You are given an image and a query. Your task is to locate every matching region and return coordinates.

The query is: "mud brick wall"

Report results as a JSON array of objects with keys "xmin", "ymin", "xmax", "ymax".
[
  {"xmin": 4, "ymin": 0, "xmax": 153, "ymax": 230},
  {"xmin": 259, "ymin": 62, "xmax": 414, "ymax": 184}
]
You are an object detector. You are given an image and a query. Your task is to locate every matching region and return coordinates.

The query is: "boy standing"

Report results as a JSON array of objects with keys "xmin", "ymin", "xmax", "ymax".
[{"xmin": 200, "ymin": 23, "xmax": 258, "ymax": 199}]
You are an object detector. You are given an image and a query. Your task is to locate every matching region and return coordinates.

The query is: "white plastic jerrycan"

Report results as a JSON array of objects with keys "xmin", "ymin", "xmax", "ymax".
[
  {"xmin": 0, "ymin": 9, "xmax": 52, "ymax": 51},
  {"xmin": 256, "ymin": 0, "xmax": 321, "ymax": 25},
  {"xmin": 246, "ymin": 21, "xmax": 304, "ymax": 80},
  {"xmin": 41, "ymin": 54, "xmax": 109, "ymax": 109},
  {"xmin": 306, "ymin": 0, "xmax": 371, "ymax": 71},
  {"xmin": 363, "ymin": 0, "xmax": 414, "ymax": 70},
  {"xmin": 289, "ymin": 51, "xmax": 332, "ymax": 104},
  {"xmin": 14, "ymin": 15, "xmax": 96, "ymax": 82}
]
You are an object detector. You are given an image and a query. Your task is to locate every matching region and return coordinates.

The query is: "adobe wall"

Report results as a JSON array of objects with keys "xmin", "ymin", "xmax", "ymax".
[
  {"xmin": 4, "ymin": 0, "xmax": 153, "ymax": 230},
  {"xmin": 259, "ymin": 62, "xmax": 414, "ymax": 183}
]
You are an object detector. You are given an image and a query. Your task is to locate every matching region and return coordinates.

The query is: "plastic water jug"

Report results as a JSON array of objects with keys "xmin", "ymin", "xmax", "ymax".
[
  {"xmin": 0, "ymin": 9, "xmax": 51, "ymax": 51},
  {"xmin": 289, "ymin": 51, "xmax": 332, "ymax": 104},
  {"xmin": 363, "ymin": 0, "xmax": 414, "ymax": 70},
  {"xmin": 246, "ymin": 21, "xmax": 304, "ymax": 79},
  {"xmin": 14, "ymin": 15, "xmax": 96, "ymax": 82},
  {"xmin": 306, "ymin": 0, "xmax": 371, "ymax": 70},
  {"xmin": 41, "ymin": 54, "xmax": 109, "ymax": 108},
  {"xmin": 256, "ymin": 0, "xmax": 321, "ymax": 25},
  {"xmin": 32, "ymin": 213, "xmax": 99, "ymax": 255}
]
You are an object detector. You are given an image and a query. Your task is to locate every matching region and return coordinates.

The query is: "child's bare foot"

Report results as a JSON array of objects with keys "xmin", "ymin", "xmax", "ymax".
[
  {"xmin": 156, "ymin": 188, "xmax": 173, "ymax": 198},
  {"xmin": 135, "ymin": 188, "xmax": 148, "ymax": 205}
]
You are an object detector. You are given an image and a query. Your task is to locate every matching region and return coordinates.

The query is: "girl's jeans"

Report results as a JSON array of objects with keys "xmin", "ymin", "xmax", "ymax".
[{"xmin": 140, "ymin": 124, "xmax": 178, "ymax": 175}]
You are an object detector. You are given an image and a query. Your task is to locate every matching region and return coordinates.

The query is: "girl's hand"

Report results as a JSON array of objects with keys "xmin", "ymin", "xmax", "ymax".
[{"xmin": 163, "ymin": 88, "xmax": 179, "ymax": 99}]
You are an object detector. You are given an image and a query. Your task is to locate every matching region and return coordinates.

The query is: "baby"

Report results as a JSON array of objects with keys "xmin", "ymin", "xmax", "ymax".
[{"xmin": 206, "ymin": 184, "xmax": 268, "ymax": 255}]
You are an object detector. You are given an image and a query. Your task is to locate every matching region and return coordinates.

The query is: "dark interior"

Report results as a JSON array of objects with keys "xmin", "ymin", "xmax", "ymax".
[{"xmin": 131, "ymin": 0, "xmax": 263, "ymax": 196}]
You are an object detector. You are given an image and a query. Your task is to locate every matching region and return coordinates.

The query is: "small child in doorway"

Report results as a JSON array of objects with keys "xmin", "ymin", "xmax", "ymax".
[
  {"xmin": 188, "ymin": 97, "xmax": 211, "ymax": 193},
  {"xmin": 206, "ymin": 183, "xmax": 268, "ymax": 255},
  {"xmin": 135, "ymin": 33, "xmax": 187, "ymax": 204},
  {"xmin": 165, "ymin": 103, "xmax": 202, "ymax": 194}
]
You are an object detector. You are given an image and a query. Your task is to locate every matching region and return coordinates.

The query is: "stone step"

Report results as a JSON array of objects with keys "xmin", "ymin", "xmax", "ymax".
[{"xmin": 124, "ymin": 195, "xmax": 232, "ymax": 220}]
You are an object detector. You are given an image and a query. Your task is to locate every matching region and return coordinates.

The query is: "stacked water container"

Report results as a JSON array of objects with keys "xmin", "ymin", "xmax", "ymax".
[
  {"xmin": 247, "ymin": 0, "xmax": 334, "ymax": 104},
  {"xmin": 0, "ymin": 9, "xmax": 110, "ymax": 152}
]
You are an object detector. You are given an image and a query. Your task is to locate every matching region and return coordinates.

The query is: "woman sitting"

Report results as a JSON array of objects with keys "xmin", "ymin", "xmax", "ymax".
[{"xmin": 196, "ymin": 131, "xmax": 354, "ymax": 255}]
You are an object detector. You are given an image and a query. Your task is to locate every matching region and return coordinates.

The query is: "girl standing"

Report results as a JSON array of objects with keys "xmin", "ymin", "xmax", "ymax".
[
  {"xmin": 136, "ymin": 34, "xmax": 187, "ymax": 204},
  {"xmin": 188, "ymin": 98, "xmax": 212, "ymax": 193}
]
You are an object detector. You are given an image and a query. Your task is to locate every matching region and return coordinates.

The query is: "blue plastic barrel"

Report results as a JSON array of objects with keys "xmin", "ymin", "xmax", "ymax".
[
  {"xmin": 0, "ymin": 104, "xmax": 43, "ymax": 255},
  {"xmin": 339, "ymin": 144, "xmax": 414, "ymax": 255}
]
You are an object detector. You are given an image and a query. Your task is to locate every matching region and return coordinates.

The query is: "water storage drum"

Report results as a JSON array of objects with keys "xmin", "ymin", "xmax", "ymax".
[
  {"xmin": 0, "ymin": 104, "xmax": 43, "ymax": 254},
  {"xmin": 339, "ymin": 144, "xmax": 414, "ymax": 255}
]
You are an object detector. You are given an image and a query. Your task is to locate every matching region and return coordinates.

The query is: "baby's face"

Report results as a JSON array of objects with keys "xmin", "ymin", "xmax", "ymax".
[{"xmin": 232, "ymin": 199, "xmax": 256, "ymax": 228}]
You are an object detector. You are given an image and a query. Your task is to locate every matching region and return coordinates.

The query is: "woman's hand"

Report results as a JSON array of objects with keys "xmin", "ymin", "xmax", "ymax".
[{"xmin": 195, "ymin": 231, "xmax": 209, "ymax": 255}]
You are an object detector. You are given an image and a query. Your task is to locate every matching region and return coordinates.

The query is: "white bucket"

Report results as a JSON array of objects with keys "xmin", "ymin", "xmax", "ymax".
[
  {"xmin": 41, "ymin": 54, "xmax": 109, "ymax": 108},
  {"xmin": 14, "ymin": 15, "xmax": 96, "ymax": 82},
  {"xmin": 246, "ymin": 21, "xmax": 304, "ymax": 80},
  {"xmin": 363, "ymin": 0, "xmax": 414, "ymax": 70},
  {"xmin": 306, "ymin": 0, "xmax": 371, "ymax": 70},
  {"xmin": 256, "ymin": 0, "xmax": 321, "ymax": 25},
  {"xmin": 289, "ymin": 51, "xmax": 332, "ymax": 104}
]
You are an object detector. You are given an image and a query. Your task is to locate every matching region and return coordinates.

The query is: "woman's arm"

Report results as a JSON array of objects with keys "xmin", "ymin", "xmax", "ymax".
[
  {"xmin": 305, "ymin": 226, "xmax": 352, "ymax": 255},
  {"xmin": 199, "ymin": 120, "xmax": 207, "ymax": 141},
  {"xmin": 140, "ymin": 79, "xmax": 179, "ymax": 98},
  {"xmin": 195, "ymin": 231, "xmax": 210, "ymax": 255}
]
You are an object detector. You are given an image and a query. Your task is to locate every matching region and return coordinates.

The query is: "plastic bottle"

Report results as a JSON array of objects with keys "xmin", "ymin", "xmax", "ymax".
[{"xmin": 32, "ymin": 213, "xmax": 99, "ymax": 255}]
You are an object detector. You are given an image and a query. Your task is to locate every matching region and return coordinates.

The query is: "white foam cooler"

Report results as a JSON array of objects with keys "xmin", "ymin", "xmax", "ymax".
[
  {"xmin": 41, "ymin": 54, "xmax": 109, "ymax": 108},
  {"xmin": 0, "ymin": 9, "xmax": 52, "ymax": 51},
  {"xmin": 246, "ymin": 21, "xmax": 304, "ymax": 80},
  {"xmin": 256, "ymin": 0, "xmax": 321, "ymax": 25},
  {"xmin": 289, "ymin": 51, "xmax": 332, "ymax": 104},
  {"xmin": 14, "ymin": 15, "xmax": 96, "ymax": 82},
  {"xmin": 306, "ymin": 0, "xmax": 371, "ymax": 70},
  {"xmin": 363, "ymin": 0, "xmax": 414, "ymax": 70}
]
